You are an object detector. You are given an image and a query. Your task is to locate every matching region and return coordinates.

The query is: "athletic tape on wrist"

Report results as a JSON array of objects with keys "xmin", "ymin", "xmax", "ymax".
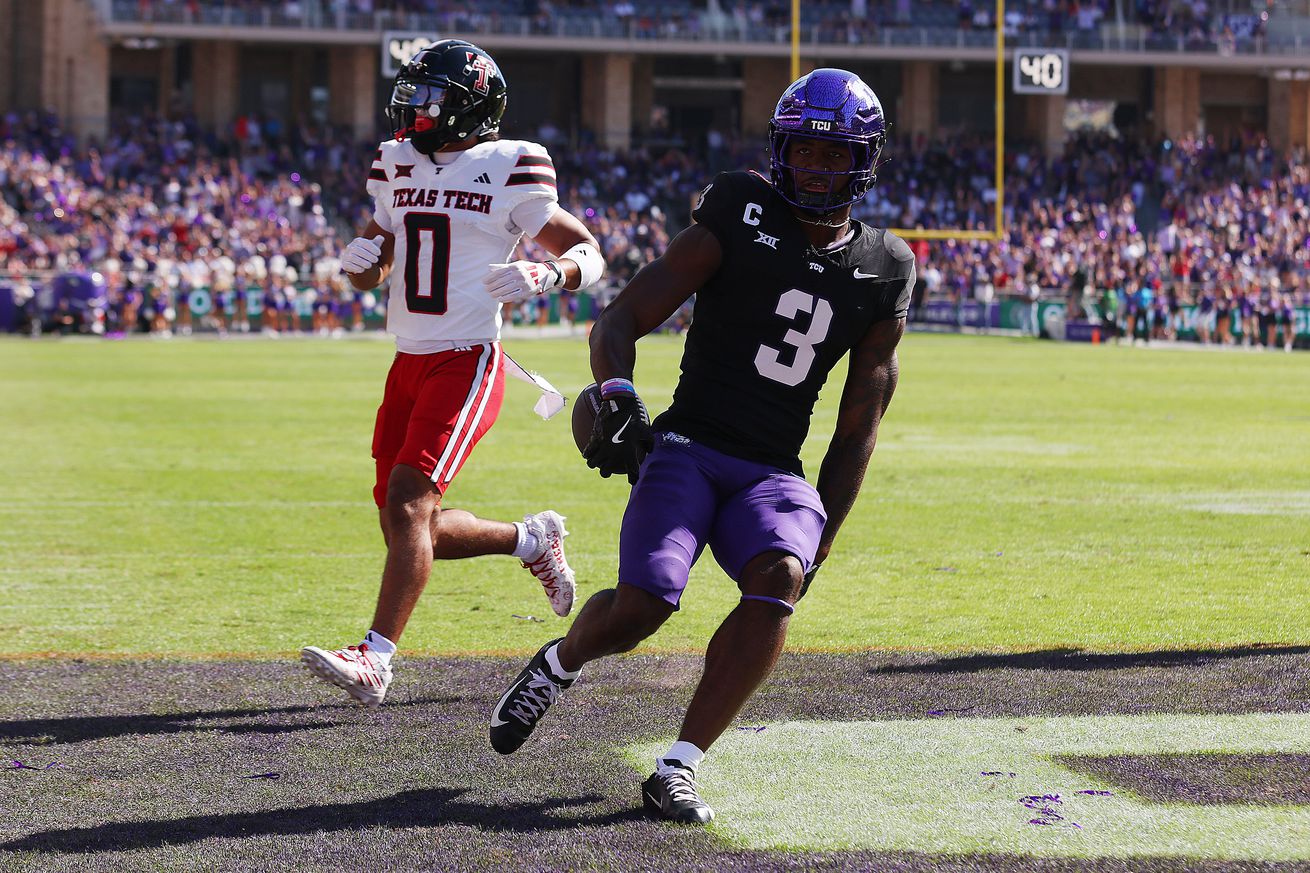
[
  {"xmin": 740, "ymin": 594, "xmax": 796, "ymax": 614},
  {"xmin": 600, "ymin": 378, "xmax": 636, "ymax": 398}
]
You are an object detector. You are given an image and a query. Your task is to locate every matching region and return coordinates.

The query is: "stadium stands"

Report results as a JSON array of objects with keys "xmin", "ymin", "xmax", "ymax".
[
  {"xmin": 102, "ymin": 0, "xmax": 1281, "ymax": 54},
  {"xmin": 3, "ymin": 106, "xmax": 1306, "ymax": 345}
]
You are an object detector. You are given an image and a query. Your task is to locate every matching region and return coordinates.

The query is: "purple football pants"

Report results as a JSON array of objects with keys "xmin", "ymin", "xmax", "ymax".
[{"xmin": 618, "ymin": 432, "xmax": 827, "ymax": 609}]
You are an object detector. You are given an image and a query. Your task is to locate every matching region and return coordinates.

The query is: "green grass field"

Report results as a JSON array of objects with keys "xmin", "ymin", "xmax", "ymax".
[
  {"xmin": 2, "ymin": 333, "xmax": 1309, "ymax": 872},
  {"xmin": 1, "ymin": 333, "xmax": 1307, "ymax": 656}
]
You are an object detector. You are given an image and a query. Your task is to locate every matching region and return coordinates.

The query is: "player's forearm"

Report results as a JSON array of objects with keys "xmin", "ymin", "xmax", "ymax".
[
  {"xmin": 588, "ymin": 305, "xmax": 640, "ymax": 382},
  {"xmin": 556, "ymin": 258, "xmax": 582, "ymax": 291},
  {"xmin": 814, "ymin": 430, "xmax": 880, "ymax": 562},
  {"xmin": 348, "ymin": 264, "xmax": 389, "ymax": 292},
  {"xmin": 813, "ymin": 355, "xmax": 899, "ymax": 561}
]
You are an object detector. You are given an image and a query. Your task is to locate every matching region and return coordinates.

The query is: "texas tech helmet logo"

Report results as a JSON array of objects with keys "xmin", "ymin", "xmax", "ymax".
[{"xmin": 465, "ymin": 52, "xmax": 495, "ymax": 95}]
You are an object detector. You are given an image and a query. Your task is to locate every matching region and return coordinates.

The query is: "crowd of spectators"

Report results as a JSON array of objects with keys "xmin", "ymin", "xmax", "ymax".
[
  {"xmin": 0, "ymin": 110, "xmax": 371, "ymax": 336},
  {"xmin": 2, "ymin": 107, "xmax": 1307, "ymax": 348},
  {"xmin": 122, "ymin": 0, "xmax": 1278, "ymax": 52},
  {"xmin": 876, "ymin": 129, "xmax": 1307, "ymax": 349}
]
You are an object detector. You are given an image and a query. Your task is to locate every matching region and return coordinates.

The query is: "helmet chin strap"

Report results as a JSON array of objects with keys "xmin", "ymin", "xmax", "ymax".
[{"xmin": 793, "ymin": 209, "xmax": 850, "ymax": 229}]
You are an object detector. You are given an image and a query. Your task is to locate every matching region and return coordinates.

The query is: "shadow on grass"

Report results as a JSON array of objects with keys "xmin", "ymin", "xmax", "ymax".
[
  {"xmin": 871, "ymin": 645, "xmax": 1310, "ymax": 674},
  {"xmin": 1055, "ymin": 752, "xmax": 1310, "ymax": 805},
  {"xmin": 0, "ymin": 697, "xmax": 460, "ymax": 745},
  {"xmin": 0, "ymin": 788, "xmax": 646, "ymax": 854}
]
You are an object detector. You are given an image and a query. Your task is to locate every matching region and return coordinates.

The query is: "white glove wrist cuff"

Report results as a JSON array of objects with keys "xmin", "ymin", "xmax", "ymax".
[
  {"xmin": 561, "ymin": 242, "xmax": 604, "ymax": 290},
  {"xmin": 542, "ymin": 259, "xmax": 565, "ymax": 291}
]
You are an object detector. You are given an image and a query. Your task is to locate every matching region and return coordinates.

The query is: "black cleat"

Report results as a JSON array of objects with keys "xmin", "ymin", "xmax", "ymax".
[
  {"xmin": 641, "ymin": 759, "xmax": 715, "ymax": 824},
  {"xmin": 489, "ymin": 638, "xmax": 573, "ymax": 754}
]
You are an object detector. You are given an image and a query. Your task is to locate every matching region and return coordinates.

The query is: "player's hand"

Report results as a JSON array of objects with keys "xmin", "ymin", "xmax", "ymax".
[
  {"xmin": 798, "ymin": 562, "xmax": 821, "ymax": 601},
  {"xmin": 583, "ymin": 394, "xmax": 654, "ymax": 484},
  {"xmin": 483, "ymin": 260, "xmax": 563, "ymax": 303},
  {"xmin": 341, "ymin": 235, "xmax": 385, "ymax": 275}
]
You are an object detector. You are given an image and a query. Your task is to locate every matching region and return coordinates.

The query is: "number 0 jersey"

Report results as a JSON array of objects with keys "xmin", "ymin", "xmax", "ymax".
[
  {"xmin": 653, "ymin": 171, "xmax": 915, "ymax": 476},
  {"xmin": 366, "ymin": 138, "xmax": 558, "ymax": 351}
]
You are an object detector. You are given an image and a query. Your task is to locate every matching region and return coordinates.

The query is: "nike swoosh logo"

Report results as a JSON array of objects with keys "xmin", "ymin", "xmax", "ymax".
[
  {"xmin": 611, "ymin": 417, "xmax": 632, "ymax": 444},
  {"xmin": 490, "ymin": 680, "xmax": 518, "ymax": 727},
  {"xmin": 853, "ymin": 268, "xmax": 879, "ymax": 279}
]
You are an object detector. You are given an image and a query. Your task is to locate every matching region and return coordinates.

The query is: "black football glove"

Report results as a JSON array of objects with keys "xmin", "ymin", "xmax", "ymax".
[
  {"xmin": 583, "ymin": 393, "xmax": 654, "ymax": 484},
  {"xmin": 798, "ymin": 563, "xmax": 821, "ymax": 602}
]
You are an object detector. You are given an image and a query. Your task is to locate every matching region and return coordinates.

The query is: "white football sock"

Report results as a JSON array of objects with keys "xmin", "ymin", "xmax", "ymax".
[
  {"xmin": 511, "ymin": 522, "xmax": 542, "ymax": 560},
  {"xmin": 659, "ymin": 740, "xmax": 705, "ymax": 773},
  {"xmin": 545, "ymin": 641, "xmax": 581, "ymax": 680},
  {"xmin": 363, "ymin": 630, "xmax": 397, "ymax": 664}
]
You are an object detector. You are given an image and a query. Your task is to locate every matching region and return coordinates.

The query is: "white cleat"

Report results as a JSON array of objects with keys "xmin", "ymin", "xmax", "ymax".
[
  {"xmin": 521, "ymin": 510, "xmax": 576, "ymax": 617},
  {"xmin": 300, "ymin": 643, "xmax": 393, "ymax": 707}
]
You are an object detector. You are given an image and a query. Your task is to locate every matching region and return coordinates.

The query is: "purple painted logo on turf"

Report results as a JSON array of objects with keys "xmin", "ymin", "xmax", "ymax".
[
  {"xmin": 1020, "ymin": 794, "xmax": 1081, "ymax": 829},
  {"xmin": 7, "ymin": 760, "xmax": 63, "ymax": 771}
]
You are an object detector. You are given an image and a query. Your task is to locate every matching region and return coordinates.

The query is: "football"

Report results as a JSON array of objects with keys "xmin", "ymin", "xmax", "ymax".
[
  {"xmin": 571, "ymin": 382, "xmax": 603, "ymax": 455},
  {"xmin": 571, "ymin": 383, "xmax": 653, "ymax": 456}
]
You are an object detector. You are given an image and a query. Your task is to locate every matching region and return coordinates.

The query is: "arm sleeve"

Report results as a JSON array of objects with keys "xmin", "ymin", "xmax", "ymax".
[
  {"xmin": 366, "ymin": 147, "xmax": 394, "ymax": 233},
  {"xmin": 689, "ymin": 172, "xmax": 736, "ymax": 247},
  {"xmin": 882, "ymin": 230, "xmax": 916, "ymax": 320},
  {"xmin": 508, "ymin": 196, "xmax": 559, "ymax": 239},
  {"xmin": 505, "ymin": 143, "xmax": 559, "ymax": 236}
]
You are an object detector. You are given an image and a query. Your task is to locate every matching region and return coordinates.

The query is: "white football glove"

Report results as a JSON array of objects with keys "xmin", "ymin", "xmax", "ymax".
[
  {"xmin": 340, "ymin": 235, "xmax": 385, "ymax": 275},
  {"xmin": 482, "ymin": 260, "xmax": 563, "ymax": 303}
]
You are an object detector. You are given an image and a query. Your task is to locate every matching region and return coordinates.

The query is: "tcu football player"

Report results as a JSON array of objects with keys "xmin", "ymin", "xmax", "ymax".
[
  {"xmin": 490, "ymin": 70, "xmax": 914, "ymax": 823},
  {"xmin": 301, "ymin": 40, "xmax": 605, "ymax": 707}
]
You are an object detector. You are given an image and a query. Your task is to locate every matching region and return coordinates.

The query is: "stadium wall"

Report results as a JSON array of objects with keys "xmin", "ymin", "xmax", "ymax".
[{"xmin": 7, "ymin": 0, "xmax": 1310, "ymax": 151}]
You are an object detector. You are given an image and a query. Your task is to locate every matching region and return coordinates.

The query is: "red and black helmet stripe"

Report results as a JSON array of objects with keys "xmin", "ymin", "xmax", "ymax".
[{"xmin": 506, "ymin": 172, "xmax": 556, "ymax": 187}]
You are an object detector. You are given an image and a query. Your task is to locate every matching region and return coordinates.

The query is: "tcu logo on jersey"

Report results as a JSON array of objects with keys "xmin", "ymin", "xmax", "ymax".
[{"xmin": 465, "ymin": 53, "xmax": 495, "ymax": 94}]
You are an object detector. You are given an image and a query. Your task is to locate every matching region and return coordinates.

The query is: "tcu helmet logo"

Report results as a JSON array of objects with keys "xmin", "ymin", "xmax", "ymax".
[{"xmin": 465, "ymin": 52, "xmax": 495, "ymax": 94}]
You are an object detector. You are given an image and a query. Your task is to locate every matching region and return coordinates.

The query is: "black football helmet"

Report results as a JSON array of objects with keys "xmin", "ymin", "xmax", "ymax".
[{"xmin": 385, "ymin": 39, "xmax": 508, "ymax": 154}]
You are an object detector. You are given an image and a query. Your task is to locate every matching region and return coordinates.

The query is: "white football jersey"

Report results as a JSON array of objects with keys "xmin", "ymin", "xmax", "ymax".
[{"xmin": 366, "ymin": 138, "xmax": 558, "ymax": 352}]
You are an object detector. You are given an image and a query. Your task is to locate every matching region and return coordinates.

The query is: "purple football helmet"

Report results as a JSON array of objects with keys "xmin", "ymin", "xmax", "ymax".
[{"xmin": 769, "ymin": 68, "xmax": 886, "ymax": 213}]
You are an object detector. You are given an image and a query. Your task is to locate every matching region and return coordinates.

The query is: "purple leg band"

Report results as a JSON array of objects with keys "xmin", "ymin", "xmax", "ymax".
[{"xmin": 740, "ymin": 595, "xmax": 795, "ymax": 614}]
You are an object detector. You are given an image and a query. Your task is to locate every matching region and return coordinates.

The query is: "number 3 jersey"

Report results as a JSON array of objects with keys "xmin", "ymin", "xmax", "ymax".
[
  {"xmin": 366, "ymin": 138, "xmax": 558, "ymax": 351},
  {"xmin": 653, "ymin": 170, "xmax": 915, "ymax": 476}
]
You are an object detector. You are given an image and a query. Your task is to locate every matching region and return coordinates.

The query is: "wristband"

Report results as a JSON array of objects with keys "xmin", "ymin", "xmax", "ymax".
[
  {"xmin": 542, "ymin": 259, "xmax": 564, "ymax": 290},
  {"xmin": 600, "ymin": 378, "xmax": 636, "ymax": 398},
  {"xmin": 561, "ymin": 241, "xmax": 605, "ymax": 290}
]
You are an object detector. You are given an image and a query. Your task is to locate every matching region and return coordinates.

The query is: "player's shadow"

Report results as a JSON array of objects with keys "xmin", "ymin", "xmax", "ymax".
[
  {"xmin": 871, "ymin": 645, "xmax": 1310, "ymax": 674},
  {"xmin": 0, "ymin": 697, "xmax": 460, "ymax": 746},
  {"xmin": 0, "ymin": 788, "xmax": 647, "ymax": 854}
]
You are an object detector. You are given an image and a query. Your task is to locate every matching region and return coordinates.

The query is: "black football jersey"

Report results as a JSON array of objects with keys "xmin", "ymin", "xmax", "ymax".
[{"xmin": 653, "ymin": 171, "xmax": 914, "ymax": 476}]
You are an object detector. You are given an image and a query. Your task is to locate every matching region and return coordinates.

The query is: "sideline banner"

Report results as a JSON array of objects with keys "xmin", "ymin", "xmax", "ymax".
[
  {"xmin": 0, "ymin": 285, "xmax": 15, "ymax": 332},
  {"xmin": 920, "ymin": 300, "xmax": 1002, "ymax": 328},
  {"xmin": 1038, "ymin": 302, "xmax": 1310, "ymax": 342}
]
